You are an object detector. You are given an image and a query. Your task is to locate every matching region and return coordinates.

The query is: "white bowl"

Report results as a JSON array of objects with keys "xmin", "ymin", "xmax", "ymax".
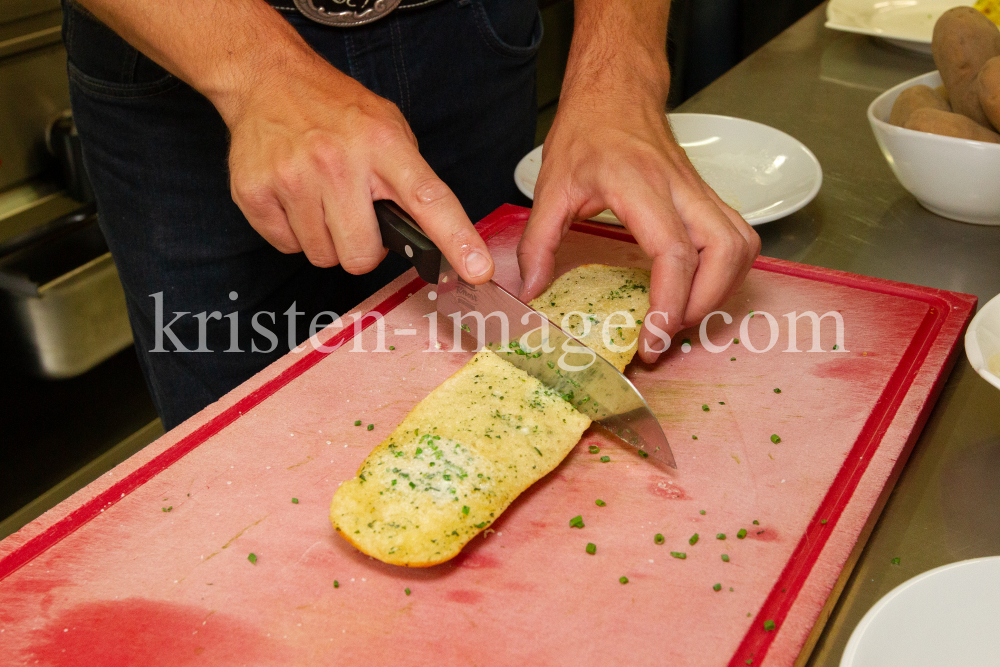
[
  {"xmin": 841, "ymin": 557, "xmax": 1000, "ymax": 667},
  {"xmin": 867, "ymin": 71, "xmax": 1000, "ymax": 225},
  {"xmin": 966, "ymin": 291, "xmax": 1000, "ymax": 391}
]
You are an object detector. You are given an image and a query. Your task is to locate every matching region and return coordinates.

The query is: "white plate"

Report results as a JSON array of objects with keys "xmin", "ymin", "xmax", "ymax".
[
  {"xmin": 841, "ymin": 556, "xmax": 1000, "ymax": 667},
  {"xmin": 825, "ymin": 0, "xmax": 973, "ymax": 54},
  {"xmin": 514, "ymin": 113, "xmax": 822, "ymax": 227},
  {"xmin": 966, "ymin": 292, "xmax": 1000, "ymax": 391}
]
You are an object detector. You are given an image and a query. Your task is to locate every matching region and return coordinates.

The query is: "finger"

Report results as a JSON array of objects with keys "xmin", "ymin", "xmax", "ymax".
[
  {"xmin": 700, "ymin": 184, "xmax": 761, "ymax": 278},
  {"xmin": 322, "ymin": 187, "xmax": 386, "ymax": 275},
  {"xmin": 611, "ymin": 185, "xmax": 698, "ymax": 364},
  {"xmin": 517, "ymin": 187, "xmax": 572, "ymax": 302},
  {"xmin": 375, "ymin": 147, "xmax": 493, "ymax": 284},
  {"xmin": 231, "ymin": 177, "xmax": 302, "ymax": 254},
  {"xmin": 278, "ymin": 188, "xmax": 340, "ymax": 269}
]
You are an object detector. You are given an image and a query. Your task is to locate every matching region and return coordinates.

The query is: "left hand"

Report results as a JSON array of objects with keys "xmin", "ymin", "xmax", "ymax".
[{"xmin": 517, "ymin": 80, "xmax": 760, "ymax": 364}]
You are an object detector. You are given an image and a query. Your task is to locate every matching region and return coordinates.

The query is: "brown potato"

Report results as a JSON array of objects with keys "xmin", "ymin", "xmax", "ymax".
[
  {"xmin": 978, "ymin": 55, "xmax": 1000, "ymax": 131},
  {"xmin": 889, "ymin": 85, "xmax": 951, "ymax": 126},
  {"xmin": 904, "ymin": 107, "xmax": 1000, "ymax": 143},
  {"xmin": 935, "ymin": 84, "xmax": 951, "ymax": 105},
  {"xmin": 932, "ymin": 6, "xmax": 1000, "ymax": 127}
]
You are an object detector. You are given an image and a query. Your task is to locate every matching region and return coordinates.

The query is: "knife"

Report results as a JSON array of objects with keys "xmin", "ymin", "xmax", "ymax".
[{"xmin": 374, "ymin": 200, "xmax": 676, "ymax": 468}]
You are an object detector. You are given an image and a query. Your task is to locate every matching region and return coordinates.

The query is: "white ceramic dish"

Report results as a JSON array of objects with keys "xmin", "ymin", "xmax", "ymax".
[
  {"xmin": 825, "ymin": 0, "xmax": 973, "ymax": 54},
  {"xmin": 966, "ymin": 291, "xmax": 1000, "ymax": 391},
  {"xmin": 514, "ymin": 113, "xmax": 823, "ymax": 227},
  {"xmin": 868, "ymin": 70, "xmax": 1000, "ymax": 225},
  {"xmin": 841, "ymin": 556, "xmax": 1000, "ymax": 667}
]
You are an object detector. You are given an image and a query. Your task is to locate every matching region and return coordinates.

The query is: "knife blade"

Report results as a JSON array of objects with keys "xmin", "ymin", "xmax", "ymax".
[{"xmin": 374, "ymin": 200, "xmax": 676, "ymax": 468}]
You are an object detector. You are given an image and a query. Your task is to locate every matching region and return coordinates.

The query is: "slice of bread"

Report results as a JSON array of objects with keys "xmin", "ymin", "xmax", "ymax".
[
  {"xmin": 330, "ymin": 349, "xmax": 591, "ymax": 567},
  {"xmin": 529, "ymin": 264, "xmax": 652, "ymax": 372}
]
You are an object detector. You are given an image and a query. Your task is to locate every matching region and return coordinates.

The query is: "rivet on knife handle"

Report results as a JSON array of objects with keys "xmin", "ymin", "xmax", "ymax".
[{"xmin": 374, "ymin": 200, "xmax": 442, "ymax": 285}]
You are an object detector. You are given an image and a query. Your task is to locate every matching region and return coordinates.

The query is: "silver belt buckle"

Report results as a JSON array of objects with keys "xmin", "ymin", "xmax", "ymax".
[{"xmin": 292, "ymin": 0, "xmax": 402, "ymax": 26}]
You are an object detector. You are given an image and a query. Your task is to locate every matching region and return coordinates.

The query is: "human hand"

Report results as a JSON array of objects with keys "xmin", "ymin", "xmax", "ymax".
[
  {"xmin": 517, "ymin": 87, "xmax": 760, "ymax": 364},
  {"xmin": 222, "ymin": 53, "xmax": 494, "ymax": 283}
]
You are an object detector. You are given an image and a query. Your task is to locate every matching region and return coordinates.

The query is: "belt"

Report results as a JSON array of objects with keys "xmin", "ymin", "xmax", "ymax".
[{"xmin": 267, "ymin": 0, "xmax": 446, "ymax": 27}]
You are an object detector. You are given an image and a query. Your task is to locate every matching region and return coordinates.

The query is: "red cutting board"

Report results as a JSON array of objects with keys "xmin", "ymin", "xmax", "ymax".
[{"xmin": 0, "ymin": 206, "xmax": 975, "ymax": 667}]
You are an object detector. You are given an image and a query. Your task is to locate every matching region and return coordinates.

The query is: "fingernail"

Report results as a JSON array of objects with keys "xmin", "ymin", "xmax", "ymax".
[{"xmin": 464, "ymin": 251, "xmax": 491, "ymax": 278}]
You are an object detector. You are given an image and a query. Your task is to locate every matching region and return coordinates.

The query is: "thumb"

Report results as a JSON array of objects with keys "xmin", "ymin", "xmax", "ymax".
[{"xmin": 517, "ymin": 193, "xmax": 572, "ymax": 302}]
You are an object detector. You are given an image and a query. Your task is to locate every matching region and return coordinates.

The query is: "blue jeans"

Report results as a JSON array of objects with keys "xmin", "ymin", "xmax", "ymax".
[{"xmin": 62, "ymin": 0, "xmax": 540, "ymax": 429}]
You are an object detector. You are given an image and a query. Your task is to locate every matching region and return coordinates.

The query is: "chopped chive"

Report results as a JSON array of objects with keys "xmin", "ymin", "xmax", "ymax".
[
  {"xmin": 639, "ymin": 450, "xmax": 649, "ymax": 458},
  {"xmin": 586, "ymin": 543, "xmax": 596, "ymax": 555},
  {"xmin": 702, "ymin": 404, "xmax": 710, "ymax": 411},
  {"xmin": 689, "ymin": 533, "xmax": 699, "ymax": 546},
  {"xmin": 692, "ymin": 435, "xmax": 698, "ymax": 440},
  {"xmin": 722, "ymin": 554, "xmax": 730, "ymax": 562},
  {"xmin": 682, "ymin": 338, "xmax": 691, "ymax": 345},
  {"xmin": 752, "ymin": 520, "xmax": 759, "ymax": 525},
  {"xmin": 764, "ymin": 620, "xmax": 776, "ymax": 632},
  {"xmin": 334, "ymin": 580, "xmax": 339, "ymax": 588},
  {"xmin": 354, "ymin": 420, "xmax": 362, "ymax": 426},
  {"xmin": 770, "ymin": 434, "xmax": 781, "ymax": 444},
  {"xmin": 700, "ymin": 510, "xmax": 706, "ymax": 515},
  {"xmin": 891, "ymin": 557, "xmax": 901, "ymax": 565},
  {"xmin": 719, "ymin": 401, "xmax": 725, "ymax": 405},
  {"xmin": 670, "ymin": 551, "xmax": 686, "ymax": 559},
  {"xmin": 654, "ymin": 533, "xmax": 665, "ymax": 545},
  {"xmin": 462, "ymin": 505, "xmax": 470, "ymax": 515},
  {"xmin": 733, "ymin": 338, "xmax": 739, "ymax": 344},
  {"xmin": 389, "ymin": 346, "xmax": 395, "ymax": 350},
  {"xmin": 833, "ymin": 344, "xmax": 839, "ymax": 350},
  {"xmin": 569, "ymin": 515, "xmax": 585, "ymax": 529},
  {"xmin": 717, "ymin": 533, "xmax": 726, "ymax": 540},
  {"xmin": 367, "ymin": 424, "xmax": 374, "ymax": 431},
  {"xmin": 595, "ymin": 499, "xmax": 606, "ymax": 507},
  {"xmin": 588, "ymin": 445, "xmax": 600, "ymax": 454},
  {"xmin": 405, "ymin": 587, "xmax": 411, "ymax": 595},
  {"xmin": 291, "ymin": 498, "xmax": 299, "ymax": 504},
  {"xmin": 737, "ymin": 529, "xmax": 747, "ymax": 539},
  {"xmin": 619, "ymin": 576, "xmax": 628, "ymax": 584},
  {"xmin": 162, "ymin": 506, "xmax": 172, "ymax": 512},
  {"xmin": 534, "ymin": 446, "xmax": 543, "ymax": 456},
  {"xmin": 820, "ymin": 519, "xmax": 828, "ymax": 525},
  {"xmin": 713, "ymin": 583, "xmax": 722, "ymax": 592},
  {"xmin": 730, "ymin": 357, "xmax": 736, "ymax": 361},
  {"xmin": 773, "ymin": 388, "xmax": 781, "ymax": 393},
  {"xmin": 248, "ymin": 553, "xmax": 257, "ymax": 565},
  {"xmin": 547, "ymin": 361, "xmax": 555, "ymax": 369},
  {"xmin": 600, "ymin": 456, "xmax": 610, "ymax": 463}
]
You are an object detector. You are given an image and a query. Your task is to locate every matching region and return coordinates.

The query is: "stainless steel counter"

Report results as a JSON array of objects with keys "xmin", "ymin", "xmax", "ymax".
[{"xmin": 676, "ymin": 5, "xmax": 1000, "ymax": 665}]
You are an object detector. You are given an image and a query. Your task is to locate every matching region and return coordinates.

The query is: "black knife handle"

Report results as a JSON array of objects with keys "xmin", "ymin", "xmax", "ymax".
[{"xmin": 374, "ymin": 200, "xmax": 442, "ymax": 285}]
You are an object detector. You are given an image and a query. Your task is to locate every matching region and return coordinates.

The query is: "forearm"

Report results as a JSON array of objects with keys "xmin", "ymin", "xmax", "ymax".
[
  {"xmin": 563, "ymin": 0, "xmax": 672, "ymax": 108},
  {"xmin": 72, "ymin": 0, "xmax": 334, "ymax": 125}
]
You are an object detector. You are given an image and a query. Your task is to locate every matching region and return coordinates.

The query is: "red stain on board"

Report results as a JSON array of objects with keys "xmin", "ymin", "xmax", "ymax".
[
  {"xmin": 453, "ymin": 552, "xmax": 500, "ymax": 570},
  {"xmin": 749, "ymin": 528, "xmax": 779, "ymax": 543},
  {"xmin": 22, "ymin": 598, "xmax": 290, "ymax": 667},
  {"xmin": 648, "ymin": 477, "xmax": 687, "ymax": 500},
  {"xmin": 0, "ymin": 574, "xmax": 71, "ymax": 623},
  {"xmin": 445, "ymin": 589, "xmax": 484, "ymax": 605}
]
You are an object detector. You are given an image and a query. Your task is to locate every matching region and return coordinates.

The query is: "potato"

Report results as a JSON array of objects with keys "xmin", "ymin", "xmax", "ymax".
[
  {"xmin": 889, "ymin": 85, "xmax": 951, "ymax": 126},
  {"xmin": 935, "ymin": 84, "xmax": 951, "ymax": 105},
  {"xmin": 904, "ymin": 107, "xmax": 1000, "ymax": 143},
  {"xmin": 932, "ymin": 6, "xmax": 1000, "ymax": 127},
  {"xmin": 977, "ymin": 55, "xmax": 1000, "ymax": 131}
]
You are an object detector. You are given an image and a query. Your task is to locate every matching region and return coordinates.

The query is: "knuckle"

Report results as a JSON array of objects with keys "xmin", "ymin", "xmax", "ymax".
[
  {"xmin": 411, "ymin": 177, "xmax": 453, "ymax": 207},
  {"xmin": 305, "ymin": 250, "xmax": 339, "ymax": 268},
  {"xmin": 665, "ymin": 242, "xmax": 699, "ymax": 276},
  {"xmin": 231, "ymin": 178, "xmax": 271, "ymax": 213},
  {"xmin": 340, "ymin": 253, "xmax": 382, "ymax": 275},
  {"xmin": 272, "ymin": 161, "xmax": 305, "ymax": 197}
]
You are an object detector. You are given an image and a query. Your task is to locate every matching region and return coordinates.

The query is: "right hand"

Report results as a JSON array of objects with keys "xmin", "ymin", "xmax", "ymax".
[{"xmin": 222, "ymin": 52, "xmax": 494, "ymax": 283}]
